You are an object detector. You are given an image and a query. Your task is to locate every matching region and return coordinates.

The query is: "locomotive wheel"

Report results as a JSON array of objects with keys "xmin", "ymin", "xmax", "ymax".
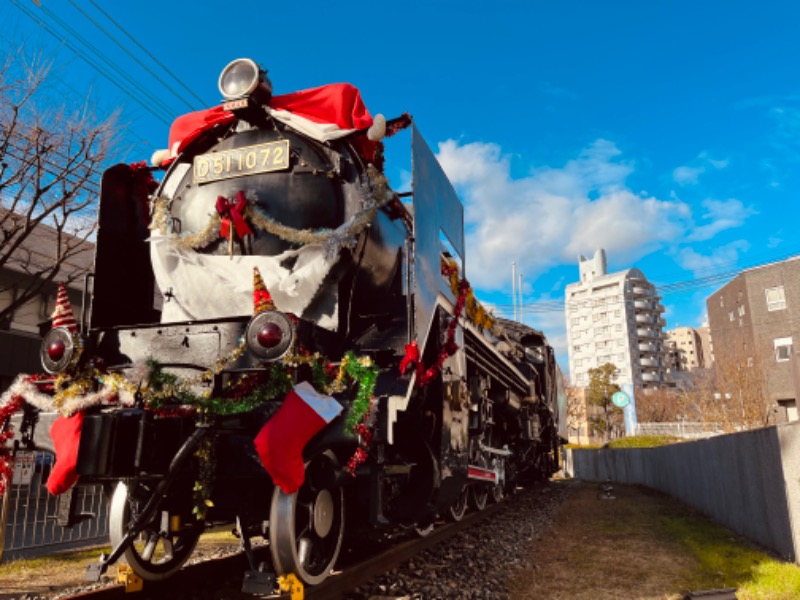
[
  {"xmin": 448, "ymin": 486, "xmax": 468, "ymax": 521},
  {"xmin": 270, "ymin": 451, "xmax": 344, "ymax": 586},
  {"xmin": 470, "ymin": 483, "xmax": 489, "ymax": 511},
  {"xmin": 109, "ymin": 482, "xmax": 202, "ymax": 581},
  {"xmin": 490, "ymin": 481, "xmax": 504, "ymax": 503}
]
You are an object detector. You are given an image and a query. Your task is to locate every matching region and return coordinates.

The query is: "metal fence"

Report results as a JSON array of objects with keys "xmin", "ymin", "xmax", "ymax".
[
  {"xmin": 636, "ymin": 421, "xmax": 723, "ymax": 439},
  {"xmin": 1, "ymin": 451, "xmax": 110, "ymax": 561}
]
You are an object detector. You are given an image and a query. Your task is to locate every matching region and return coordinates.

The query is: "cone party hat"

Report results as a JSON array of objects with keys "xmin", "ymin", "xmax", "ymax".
[
  {"xmin": 51, "ymin": 283, "xmax": 78, "ymax": 333},
  {"xmin": 253, "ymin": 267, "xmax": 276, "ymax": 314}
]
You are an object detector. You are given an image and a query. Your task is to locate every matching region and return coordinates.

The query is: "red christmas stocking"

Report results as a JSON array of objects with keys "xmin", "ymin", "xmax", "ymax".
[
  {"xmin": 46, "ymin": 411, "xmax": 84, "ymax": 495},
  {"xmin": 254, "ymin": 381, "xmax": 342, "ymax": 494}
]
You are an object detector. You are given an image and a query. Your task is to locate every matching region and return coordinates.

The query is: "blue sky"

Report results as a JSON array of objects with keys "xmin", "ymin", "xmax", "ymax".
[{"xmin": 4, "ymin": 0, "xmax": 800, "ymax": 372}]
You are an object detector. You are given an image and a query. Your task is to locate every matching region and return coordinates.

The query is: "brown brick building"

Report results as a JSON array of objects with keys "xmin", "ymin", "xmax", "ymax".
[{"xmin": 706, "ymin": 256, "xmax": 800, "ymax": 423}]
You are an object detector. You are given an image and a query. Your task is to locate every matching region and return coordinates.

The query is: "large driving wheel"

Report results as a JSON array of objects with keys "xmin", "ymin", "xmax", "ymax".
[
  {"xmin": 470, "ymin": 483, "xmax": 489, "ymax": 511},
  {"xmin": 269, "ymin": 451, "xmax": 344, "ymax": 586},
  {"xmin": 109, "ymin": 481, "xmax": 202, "ymax": 581},
  {"xmin": 448, "ymin": 486, "xmax": 468, "ymax": 521}
]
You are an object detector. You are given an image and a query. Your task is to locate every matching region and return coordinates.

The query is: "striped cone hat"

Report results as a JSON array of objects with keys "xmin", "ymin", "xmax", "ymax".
[
  {"xmin": 51, "ymin": 283, "xmax": 77, "ymax": 333},
  {"xmin": 253, "ymin": 267, "xmax": 276, "ymax": 314}
]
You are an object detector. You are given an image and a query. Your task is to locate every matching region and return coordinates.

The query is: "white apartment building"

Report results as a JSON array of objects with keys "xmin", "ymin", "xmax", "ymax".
[
  {"xmin": 565, "ymin": 249, "xmax": 668, "ymax": 389},
  {"xmin": 665, "ymin": 326, "xmax": 705, "ymax": 371}
]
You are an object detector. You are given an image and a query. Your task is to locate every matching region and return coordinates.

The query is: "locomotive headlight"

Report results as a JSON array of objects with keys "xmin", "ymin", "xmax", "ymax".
[
  {"xmin": 245, "ymin": 310, "xmax": 294, "ymax": 361},
  {"xmin": 218, "ymin": 58, "xmax": 272, "ymax": 103},
  {"xmin": 41, "ymin": 327, "xmax": 76, "ymax": 374}
]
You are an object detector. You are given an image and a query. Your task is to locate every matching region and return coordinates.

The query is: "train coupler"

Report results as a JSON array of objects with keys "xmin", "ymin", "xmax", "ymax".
[{"xmin": 117, "ymin": 564, "xmax": 144, "ymax": 592}]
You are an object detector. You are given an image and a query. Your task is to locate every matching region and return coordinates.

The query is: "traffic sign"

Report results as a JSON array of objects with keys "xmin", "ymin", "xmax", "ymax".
[{"xmin": 612, "ymin": 391, "xmax": 630, "ymax": 408}]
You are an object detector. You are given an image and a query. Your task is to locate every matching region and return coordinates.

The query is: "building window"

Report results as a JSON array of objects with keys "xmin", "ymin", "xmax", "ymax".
[
  {"xmin": 738, "ymin": 305, "xmax": 746, "ymax": 316},
  {"xmin": 729, "ymin": 311, "xmax": 735, "ymax": 322},
  {"xmin": 774, "ymin": 337, "xmax": 793, "ymax": 362},
  {"xmin": 766, "ymin": 286, "xmax": 786, "ymax": 311}
]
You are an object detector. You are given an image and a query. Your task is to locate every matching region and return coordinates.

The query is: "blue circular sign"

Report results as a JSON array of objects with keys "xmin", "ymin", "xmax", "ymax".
[{"xmin": 612, "ymin": 391, "xmax": 630, "ymax": 408}]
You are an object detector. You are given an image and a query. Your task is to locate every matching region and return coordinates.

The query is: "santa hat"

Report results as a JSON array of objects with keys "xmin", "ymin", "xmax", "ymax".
[
  {"xmin": 253, "ymin": 267, "xmax": 276, "ymax": 313},
  {"xmin": 51, "ymin": 284, "xmax": 77, "ymax": 333},
  {"xmin": 254, "ymin": 381, "xmax": 342, "ymax": 494}
]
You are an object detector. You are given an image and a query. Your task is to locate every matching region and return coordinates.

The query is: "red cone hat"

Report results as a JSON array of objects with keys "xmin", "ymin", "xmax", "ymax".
[
  {"xmin": 51, "ymin": 284, "xmax": 77, "ymax": 333},
  {"xmin": 253, "ymin": 267, "xmax": 276, "ymax": 314}
]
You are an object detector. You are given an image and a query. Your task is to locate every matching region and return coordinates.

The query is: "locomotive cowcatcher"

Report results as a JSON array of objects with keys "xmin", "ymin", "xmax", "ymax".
[{"xmin": 0, "ymin": 58, "xmax": 566, "ymax": 592}]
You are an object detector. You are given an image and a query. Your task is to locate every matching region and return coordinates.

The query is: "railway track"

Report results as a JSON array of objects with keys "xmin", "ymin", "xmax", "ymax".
[{"xmin": 57, "ymin": 499, "xmax": 506, "ymax": 599}]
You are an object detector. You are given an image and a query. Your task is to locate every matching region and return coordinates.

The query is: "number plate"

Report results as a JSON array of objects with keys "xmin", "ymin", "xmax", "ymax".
[{"xmin": 193, "ymin": 140, "xmax": 290, "ymax": 183}]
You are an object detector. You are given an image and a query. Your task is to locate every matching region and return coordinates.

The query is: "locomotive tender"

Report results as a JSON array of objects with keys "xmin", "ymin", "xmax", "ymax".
[{"xmin": 0, "ymin": 59, "xmax": 567, "ymax": 591}]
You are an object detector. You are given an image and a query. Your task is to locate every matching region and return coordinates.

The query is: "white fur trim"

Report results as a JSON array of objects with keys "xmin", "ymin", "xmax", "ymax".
[
  {"xmin": 367, "ymin": 114, "xmax": 386, "ymax": 142},
  {"xmin": 293, "ymin": 381, "xmax": 343, "ymax": 423}
]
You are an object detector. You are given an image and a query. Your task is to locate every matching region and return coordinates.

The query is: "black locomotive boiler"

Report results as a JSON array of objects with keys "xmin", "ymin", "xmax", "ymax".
[{"xmin": 0, "ymin": 58, "xmax": 567, "ymax": 591}]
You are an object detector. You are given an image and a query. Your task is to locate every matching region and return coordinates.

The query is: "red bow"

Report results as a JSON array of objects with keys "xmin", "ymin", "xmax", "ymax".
[{"xmin": 216, "ymin": 191, "xmax": 253, "ymax": 240}]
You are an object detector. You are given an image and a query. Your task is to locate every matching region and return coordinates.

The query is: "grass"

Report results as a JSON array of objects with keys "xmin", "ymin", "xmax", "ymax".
[
  {"xmin": 661, "ymin": 513, "xmax": 800, "ymax": 598},
  {"xmin": 0, "ymin": 529, "xmax": 240, "ymax": 597},
  {"xmin": 511, "ymin": 481, "xmax": 800, "ymax": 600},
  {"xmin": 605, "ymin": 434, "xmax": 683, "ymax": 448}
]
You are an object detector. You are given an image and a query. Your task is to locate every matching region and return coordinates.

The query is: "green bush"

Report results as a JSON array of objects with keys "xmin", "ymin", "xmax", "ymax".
[{"xmin": 604, "ymin": 435, "xmax": 682, "ymax": 449}]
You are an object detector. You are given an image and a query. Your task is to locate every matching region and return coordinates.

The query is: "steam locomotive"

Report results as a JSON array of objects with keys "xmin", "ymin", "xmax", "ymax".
[{"xmin": 1, "ymin": 59, "xmax": 566, "ymax": 592}]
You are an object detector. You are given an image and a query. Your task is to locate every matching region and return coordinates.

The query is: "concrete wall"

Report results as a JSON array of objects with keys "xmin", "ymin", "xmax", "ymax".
[{"xmin": 567, "ymin": 420, "xmax": 800, "ymax": 563}]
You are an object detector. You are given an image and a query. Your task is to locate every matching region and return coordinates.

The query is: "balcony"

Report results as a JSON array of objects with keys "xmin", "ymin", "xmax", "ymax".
[
  {"xmin": 642, "ymin": 372, "xmax": 661, "ymax": 382},
  {"xmin": 634, "ymin": 300, "xmax": 657, "ymax": 312},
  {"xmin": 640, "ymin": 357, "xmax": 659, "ymax": 368},
  {"xmin": 635, "ymin": 314, "xmax": 655, "ymax": 324},
  {"xmin": 637, "ymin": 328, "xmax": 660, "ymax": 338},
  {"xmin": 631, "ymin": 285, "xmax": 651, "ymax": 296},
  {"xmin": 639, "ymin": 342, "xmax": 658, "ymax": 353}
]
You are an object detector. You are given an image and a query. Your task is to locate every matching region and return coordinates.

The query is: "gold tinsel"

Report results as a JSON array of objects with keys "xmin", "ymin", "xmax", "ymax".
[
  {"xmin": 441, "ymin": 256, "xmax": 499, "ymax": 334},
  {"xmin": 150, "ymin": 165, "xmax": 395, "ymax": 253}
]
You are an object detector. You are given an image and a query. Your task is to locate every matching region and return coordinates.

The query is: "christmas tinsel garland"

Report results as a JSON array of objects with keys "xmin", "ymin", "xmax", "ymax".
[
  {"xmin": 0, "ymin": 342, "xmax": 380, "ymax": 498},
  {"xmin": 151, "ymin": 165, "xmax": 395, "ymax": 257}
]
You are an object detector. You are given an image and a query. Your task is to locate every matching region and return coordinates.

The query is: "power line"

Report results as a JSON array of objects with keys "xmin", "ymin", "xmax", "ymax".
[
  {"xmin": 493, "ymin": 251, "xmax": 800, "ymax": 314},
  {"xmin": 66, "ymin": 0, "xmax": 200, "ymax": 112},
  {"xmin": 85, "ymin": 0, "xmax": 207, "ymax": 109},
  {"xmin": 31, "ymin": 1, "xmax": 177, "ymax": 121},
  {"xmin": 10, "ymin": 0, "xmax": 172, "ymax": 125}
]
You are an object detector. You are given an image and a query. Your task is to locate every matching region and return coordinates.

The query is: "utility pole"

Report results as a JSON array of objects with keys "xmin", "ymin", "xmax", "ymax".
[
  {"xmin": 518, "ymin": 273, "xmax": 523, "ymax": 325},
  {"xmin": 511, "ymin": 262, "xmax": 517, "ymax": 321}
]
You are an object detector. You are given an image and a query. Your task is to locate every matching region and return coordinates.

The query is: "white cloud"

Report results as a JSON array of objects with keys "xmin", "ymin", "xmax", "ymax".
[
  {"xmin": 673, "ymin": 165, "xmax": 705, "ymax": 185},
  {"xmin": 436, "ymin": 139, "xmax": 691, "ymax": 290},
  {"xmin": 676, "ymin": 240, "xmax": 751, "ymax": 276},
  {"xmin": 672, "ymin": 153, "xmax": 729, "ymax": 185},
  {"xmin": 686, "ymin": 198, "xmax": 757, "ymax": 242}
]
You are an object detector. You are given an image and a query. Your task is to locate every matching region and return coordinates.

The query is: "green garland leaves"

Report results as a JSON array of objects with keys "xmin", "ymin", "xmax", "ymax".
[{"xmin": 341, "ymin": 351, "xmax": 379, "ymax": 434}]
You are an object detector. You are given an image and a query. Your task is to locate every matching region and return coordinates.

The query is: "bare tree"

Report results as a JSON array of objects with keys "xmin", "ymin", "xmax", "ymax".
[
  {"xmin": 564, "ymin": 378, "xmax": 586, "ymax": 444},
  {"xmin": 0, "ymin": 49, "xmax": 116, "ymax": 325},
  {"xmin": 635, "ymin": 385, "xmax": 683, "ymax": 423},
  {"xmin": 667, "ymin": 343, "xmax": 775, "ymax": 433}
]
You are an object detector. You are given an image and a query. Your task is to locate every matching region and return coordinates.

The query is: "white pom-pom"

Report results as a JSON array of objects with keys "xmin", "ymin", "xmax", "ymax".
[
  {"xmin": 367, "ymin": 113, "xmax": 386, "ymax": 142},
  {"xmin": 151, "ymin": 149, "xmax": 171, "ymax": 166}
]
